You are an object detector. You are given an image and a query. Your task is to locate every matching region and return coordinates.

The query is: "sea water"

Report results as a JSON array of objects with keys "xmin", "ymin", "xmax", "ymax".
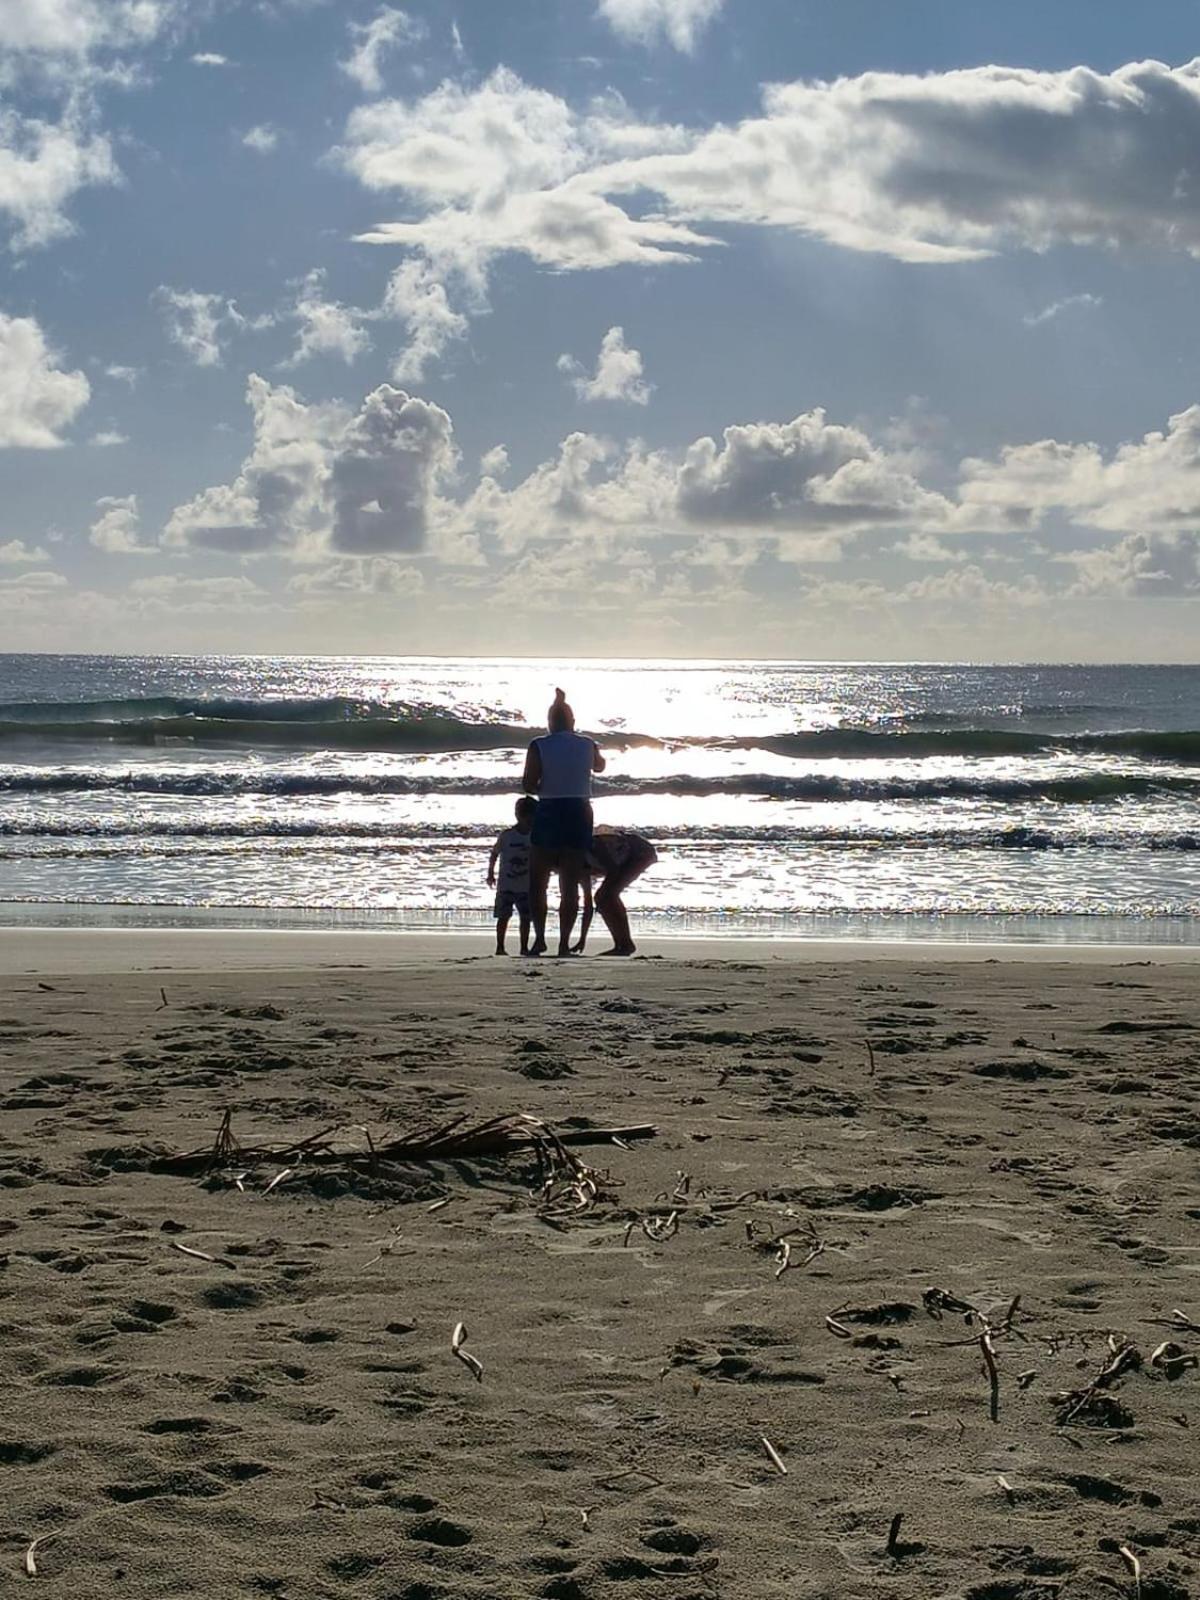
[{"xmin": 1, "ymin": 655, "xmax": 1198, "ymax": 944}]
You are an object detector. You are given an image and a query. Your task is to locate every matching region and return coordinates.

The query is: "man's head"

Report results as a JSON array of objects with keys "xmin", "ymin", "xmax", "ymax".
[
  {"xmin": 547, "ymin": 686, "xmax": 575, "ymax": 732},
  {"xmin": 515, "ymin": 796, "xmax": 537, "ymax": 829}
]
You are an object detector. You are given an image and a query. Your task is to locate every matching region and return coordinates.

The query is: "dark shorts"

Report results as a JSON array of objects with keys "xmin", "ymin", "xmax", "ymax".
[
  {"xmin": 531, "ymin": 798, "xmax": 594, "ymax": 853},
  {"xmin": 494, "ymin": 889, "xmax": 530, "ymax": 920}
]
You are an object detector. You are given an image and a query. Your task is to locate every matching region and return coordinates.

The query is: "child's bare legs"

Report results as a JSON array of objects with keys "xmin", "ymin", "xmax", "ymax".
[
  {"xmin": 495, "ymin": 914, "xmax": 510, "ymax": 955},
  {"xmin": 595, "ymin": 862, "xmax": 645, "ymax": 955},
  {"xmin": 518, "ymin": 909, "xmax": 531, "ymax": 955}
]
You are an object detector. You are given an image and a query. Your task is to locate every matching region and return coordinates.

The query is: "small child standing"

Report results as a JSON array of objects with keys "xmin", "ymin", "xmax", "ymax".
[{"xmin": 487, "ymin": 796, "xmax": 537, "ymax": 955}]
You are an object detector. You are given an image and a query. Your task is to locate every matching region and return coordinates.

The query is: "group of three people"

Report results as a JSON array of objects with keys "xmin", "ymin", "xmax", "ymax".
[{"xmin": 487, "ymin": 688, "xmax": 656, "ymax": 957}]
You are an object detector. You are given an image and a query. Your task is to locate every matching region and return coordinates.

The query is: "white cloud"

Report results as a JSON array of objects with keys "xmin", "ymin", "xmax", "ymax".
[
  {"xmin": 0, "ymin": 1, "xmax": 171, "ymax": 58},
  {"xmin": 241, "ymin": 123, "xmax": 279, "ymax": 153},
  {"xmin": 1064, "ymin": 531, "xmax": 1200, "ymax": 596},
  {"xmin": 163, "ymin": 374, "xmax": 456, "ymax": 556},
  {"xmin": 191, "ymin": 51, "xmax": 229, "ymax": 66},
  {"xmin": 894, "ymin": 531, "xmax": 967, "ymax": 563},
  {"xmin": 337, "ymin": 69, "xmax": 709, "ymax": 369},
  {"xmin": 336, "ymin": 57, "xmax": 1200, "ymax": 377},
  {"xmin": 287, "ymin": 556, "xmax": 424, "ymax": 597},
  {"xmin": 382, "ymin": 256, "xmax": 470, "ymax": 381},
  {"xmin": 479, "ymin": 444, "xmax": 508, "ymax": 477},
  {"xmin": 0, "ymin": 311, "xmax": 89, "ymax": 446},
  {"xmin": 677, "ymin": 411, "xmax": 951, "ymax": 531},
  {"xmin": 558, "ymin": 325, "xmax": 652, "ymax": 404},
  {"xmin": 458, "ymin": 406, "xmax": 950, "ymax": 551},
  {"xmin": 340, "ymin": 6, "xmax": 424, "ymax": 96},
  {"xmin": 130, "ymin": 573, "xmax": 267, "ymax": 611},
  {"xmin": 89, "ymin": 492, "xmax": 153, "ymax": 553},
  {"xmin": 0, "ymin": 538, "xmax": 50, "ymax": 564},
  {"xmin": 957, "ymin": 406, "xmax": 1200, "ymax": 535},
  {"xmin": 89, "ymin": 429, "xmax": 128, "ymax": 446},
  {"xmin": 154, "ymin": 286, "xmax": 258, "ymax": 366},
  {"xmin": 284, "ymin": 269, "xmax": 370, "ymax": 366},
  {"xmin": 0, "ymin": 105, "xmax": 118, "ymax": 247},
  {"xmin": 596, "ymin": 0, "xmax": 724, "ymax": 52},
  {"xmin": 1023, "ymin": 292, "xmax": 1103, "ymax": 328},
  {"xmin": 103, "ymin": 363, "xmax": 140, "ymax": 384}
]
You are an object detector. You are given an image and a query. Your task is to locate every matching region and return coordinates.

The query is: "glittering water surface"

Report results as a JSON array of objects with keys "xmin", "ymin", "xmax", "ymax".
[{"xmin": 1, "ymin": 655, "xmax": 1198, "ymax": 939}]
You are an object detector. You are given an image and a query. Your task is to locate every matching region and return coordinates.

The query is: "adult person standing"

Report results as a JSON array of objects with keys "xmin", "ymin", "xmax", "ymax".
[{"xmin": 521, "ymin": 688, "xmax": 605, "ymax": 957}]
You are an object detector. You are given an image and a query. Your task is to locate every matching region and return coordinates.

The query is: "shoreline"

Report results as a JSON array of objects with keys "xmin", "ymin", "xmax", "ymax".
[{"xmin": 2, "ymin": 924, "xmax": 1200, "ymax": 974}]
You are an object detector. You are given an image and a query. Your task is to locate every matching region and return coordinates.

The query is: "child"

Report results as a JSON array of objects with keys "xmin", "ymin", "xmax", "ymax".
[
  {"xmin": 487, "ymin": 796, "xmax": 537, "ymax": 955},
  {"xmin": 572, "ymin": 825, "xmax": 658, "ymax": 956}
]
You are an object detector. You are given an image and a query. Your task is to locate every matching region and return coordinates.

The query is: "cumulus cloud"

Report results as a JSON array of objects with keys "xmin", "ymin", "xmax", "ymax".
[
  {"xmin": 241, "ymin": 123, "xmax": 279, "ymax": 153},
  {"xmin": 191, "ymin": 51, "xmax": 229, "ymax": 66},
  {"xmin": 340, "ymin": 6, "xmax": 424, "ymax": 95},
  {"xmin": 153, "ymin": 286, "xmax": 268, "ymax": 366},
  {"xmin": 0, "ymin": 0, "xmax": 171, "ymax": 59},
  {"xmin": 677, "ymin": 411, "xmax": 951, "ymax": 531},
  {"xmin": 458, "ymin": 406, "xmax": 950, "ymax": 551},
  {"xmin": 0, "ymin": 311, "xmax": 89, "ymax": 446},
  {"xmin": 130, "ymin": 573, "xmax": 267, "ymax": 612},
  {"xmin": 337, "ymin": 69, "xmax": 709, "ymax": 369},
  {"xmin": 0, "ymin": 105, "xmax": 118, "ymax": 247},
  {"xmin": 104, "ymin": 363, "xmax": 140, "ymax": 384},
  {"xmin": 89, "ymin": 493, "xmax": 153, "ymax": 553},
  {"xmin": 1064, "ymin": 531, "xmax": 1200, "ymax": 596},
  {"xmin": 336, "ymin": 57, "xmax": 1200, "ymax": 376},
  {"xmin": 287, "ymin": 556, "xmax": 424, "ymax": 597},
  {"xmin": 284, "ymin": 269, "xmax": 370, "ymax": 366},
  {"xmin": 558, "ymin": 325, "xmax": 652, "ymax": 404},
  {"xmin": 0, "ymin": 538, "xmax": 50, "ymax": 564},
  {"xmin": 595, "ymin": 0, "xmax": 724, "ymax": 52},
  {"xmin": 1023, "ymin": 292, "xmax": 1103, "ymax": 327},
  {"xmin": 163, "ymin": 375, "xmax": 456, "ymax": 556},
  {"xmin": 957, "ymin": 406, "xmax": 1200, "ymax": 535},
  {"xmin": 89, "ymin": 429, "xmax": 128, "ymax": 446},
  {"xmin": 382, "ymin": 257, "xmax": 470, "ymax": 381}
]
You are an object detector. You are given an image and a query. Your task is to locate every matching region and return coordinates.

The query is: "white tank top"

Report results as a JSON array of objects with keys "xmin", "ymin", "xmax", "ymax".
[{"xmin": 534, "ymin": 731, "xmax": 595, "ymax": 799}]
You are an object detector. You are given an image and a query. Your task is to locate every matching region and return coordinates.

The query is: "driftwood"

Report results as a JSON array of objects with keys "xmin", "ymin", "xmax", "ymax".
[{"xmin": 152, "ymin": 1110, "xmax": 656, "ymax": 1178}]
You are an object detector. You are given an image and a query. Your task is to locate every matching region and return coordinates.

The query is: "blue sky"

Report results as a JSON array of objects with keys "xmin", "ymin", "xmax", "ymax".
[{"xmin": 3, "ymin": 0, "xmax": 1200, "ymax": 657}]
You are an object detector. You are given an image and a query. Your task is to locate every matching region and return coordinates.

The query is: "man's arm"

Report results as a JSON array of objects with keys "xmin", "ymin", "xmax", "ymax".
[
  {"xmin": 591, "ymin": 740, "xmax": 606, "ymax": 773},
  {"xmin": 521, "ymin": 742, "xmax": 542, "ymax": 794}
]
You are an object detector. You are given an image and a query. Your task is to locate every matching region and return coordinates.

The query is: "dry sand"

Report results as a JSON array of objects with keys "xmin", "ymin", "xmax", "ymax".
[{"xmin": 2, "ymin": 948, "xmax": 1198, "ymax": 1599}]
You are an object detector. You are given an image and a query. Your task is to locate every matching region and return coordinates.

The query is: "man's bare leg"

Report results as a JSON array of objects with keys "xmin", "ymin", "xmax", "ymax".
[
  {"xmin": 557, "ymin": 853, "xmax": 584, "ymax": 956},
  {"xmin": 529, "ymin": 849, "xmax": 553, "ymax": 955}
]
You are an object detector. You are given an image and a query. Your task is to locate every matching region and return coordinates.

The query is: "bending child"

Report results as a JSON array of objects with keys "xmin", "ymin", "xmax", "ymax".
[
  {"xmin": 487, "ymin": 796, "xmax": 537, "ymax": 955},
  {"xmin": 573, "ymin": 826, "xmax": 658, "ymax": 956}
]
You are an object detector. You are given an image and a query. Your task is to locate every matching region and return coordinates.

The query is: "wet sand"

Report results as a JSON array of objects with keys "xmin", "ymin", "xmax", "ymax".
[{"xmin": 2, "ymin": 949, "xmax": 1198, "ymax": 1598}]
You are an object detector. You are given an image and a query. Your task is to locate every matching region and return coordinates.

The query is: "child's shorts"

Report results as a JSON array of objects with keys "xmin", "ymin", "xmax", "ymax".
[{"xmin": 494, "ymin": 889, "xmax": 531, "ymax": 920}]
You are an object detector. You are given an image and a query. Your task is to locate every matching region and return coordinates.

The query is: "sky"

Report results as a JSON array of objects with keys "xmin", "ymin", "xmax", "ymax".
[{"xmin": 3, "ymin": 0, "xmax": 1200, "ymax": 659}]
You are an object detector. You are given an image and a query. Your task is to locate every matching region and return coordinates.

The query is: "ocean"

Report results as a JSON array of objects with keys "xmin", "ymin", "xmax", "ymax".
[{"xmin": 1, "ymin": 655, "xmax": 1198, "ymax": 945}]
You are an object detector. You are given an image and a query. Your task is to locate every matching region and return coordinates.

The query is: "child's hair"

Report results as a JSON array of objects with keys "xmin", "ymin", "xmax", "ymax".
[{"xmin": 515, "ymin": 795, "xmax": 538, "ymax": 821}]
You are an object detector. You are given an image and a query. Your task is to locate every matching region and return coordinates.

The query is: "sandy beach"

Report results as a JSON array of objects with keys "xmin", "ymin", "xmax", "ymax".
[{"xmin": 3, "ymin": 942, "xmax": 1198, "ymax": 1599}]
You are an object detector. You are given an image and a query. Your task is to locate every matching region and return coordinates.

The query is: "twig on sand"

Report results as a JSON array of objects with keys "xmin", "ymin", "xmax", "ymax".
[
  {"xmin": 263, "ymin": 1166, "xmax": 293, "ymax": 1196},
  {"xmin": 24, "ymin": 1535, "xmax": 49, "ymax": 1577},
  {"xmin": 825, "ymin": 1315, "xmax": 852, "ymax": 1339},
  {"xmin": 1056, "ymin": 1339, "xmax": 1141, "ymax": 1426},
  {"xmin": 866, "ymin": 1040, "xmax": 877, "ymax": 1077},
  {"xmin": 885, "ymin": 1513, "xmax": 905, "ymax": 1558},
  {"xmin": 451, "ymin": 1321, "xmax": 484, "ymax": 1383},
  {"xmin": 169, "ymin": 1239, "xmax": 237, "ymax": 1270},
  {"xmin": 1119, "ymin": 1544, "xmax": 1142, "ymax": 1600},
  {"xmin": 1151, "ymin": 1340, "xmax": 1199, "ymax": 1378},
  {"xmin": 156, "ymin": 1110, "xmax": 655, "ymax": 1178},
  {"xmin": 760, "ymin": 1436, "xmax": 788, "ymax": 1475},
  {"xmin": 981, "ymin": 1332, "xmax": 1001, "ymax": 1423},
  {"xmin": 998, "ymin": 1475, "xmax": 1016, "ymax": 1504},
  {"xmin": 156, "ymin": 986, "xmax": 169, "ymax": 1010}
]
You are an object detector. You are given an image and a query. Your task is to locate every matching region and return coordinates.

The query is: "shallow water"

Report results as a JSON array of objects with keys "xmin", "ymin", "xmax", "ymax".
[{"xmin": 1, "ymin": 655, "xmax": 1198, "ymax": 939}]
